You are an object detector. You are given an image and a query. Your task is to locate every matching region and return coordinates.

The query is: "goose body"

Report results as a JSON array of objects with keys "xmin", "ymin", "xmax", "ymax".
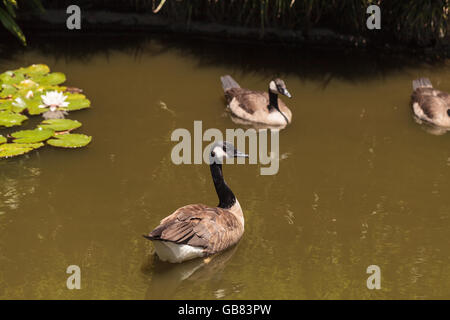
[
  {"xmin": 411, "ymin": 78, "xmax": 450, "ymax": 128},
  {"xmin": 145, "ymin": 142, "xmax": 247, "ymax": 263},
  {"xmin": 221, "ymin": 75, "xmax": 292, "ymax": 127}
]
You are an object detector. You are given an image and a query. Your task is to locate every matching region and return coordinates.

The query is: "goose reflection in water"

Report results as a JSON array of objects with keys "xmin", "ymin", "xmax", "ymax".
[{"xmin": 142, "ymin": 245, "xmax": 238, "ymax": 299}]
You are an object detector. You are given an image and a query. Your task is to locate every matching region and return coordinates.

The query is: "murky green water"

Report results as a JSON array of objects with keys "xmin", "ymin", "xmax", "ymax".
[{"xmin": 0, "ymin": 35, "xmax": 449, "ymax": 299}]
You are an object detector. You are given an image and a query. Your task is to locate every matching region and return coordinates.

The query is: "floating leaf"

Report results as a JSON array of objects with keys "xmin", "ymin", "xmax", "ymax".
[
  {"xmin": 17, "ymin": 64, "xmax": 50, "ymax": 76},
  {"xmin": 0, "ymin": 71, "xmax": 25, "ymax": 85},
  {"xmin": 0, "ymin": 111, "xmax": 27, "ymax": 127},
  {"xmin": 47, "ymin": 133, "xmax": 92, "ymax": 148},
  {"xmin": 0, "ymin": 99, "xmax": 12, "ymax": 111},
  {"xmin": 11, "ymin": 128, "xmax": 54, "ymax": 143},
  {"xmin": 67, "ymin": 98, "xmax": 91, "ymax": 111},
  {"xmin": 26, "ymin": 99, "xmax": 47, "ymax": 115},
  {"xmin": 35, "ymin": 72, "xmax": 66, "ymax": 86},
  {"xmin": 39, "ymin": 119, "xmax": 81, "ymax": 132},
  {"xmin": 0, "ymin": 135, "xmax": 6, "ymax": 144},
  {"xmin": 0, "ymin": 84, "xmax": 17, "ymax": 98},
  {"xmin": 0, "ymin": 142, "xmax": 44, "ymax": 158},
  {"xmin": 66, "ymin": 93, "xmax": 86, "ymax": 100}
]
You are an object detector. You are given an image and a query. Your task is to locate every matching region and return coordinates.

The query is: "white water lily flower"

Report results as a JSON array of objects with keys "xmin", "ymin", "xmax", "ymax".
[
  {"xmin": 25, "ymin": 90, "xmax": 34, "ymax": 99},
  {"xmin": 38, "ymin": 91, "xmax": 69, "ymax": 109},
  {"xmin": 12, "ymin": 97, "xmax": 26, "ymax": 108}
]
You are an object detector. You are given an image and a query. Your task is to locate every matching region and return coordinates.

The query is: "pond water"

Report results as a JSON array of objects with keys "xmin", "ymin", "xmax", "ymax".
[{"xmin": 0, "ymin": 35, "xmax": 449, "ymax": 299}]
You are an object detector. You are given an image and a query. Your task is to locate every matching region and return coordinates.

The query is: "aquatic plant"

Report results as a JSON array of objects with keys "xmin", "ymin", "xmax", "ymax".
[
  {"xmin": 41, "ymin": 0, "xmax": 449, "ymax": 46},
  {"xmin": 0, "ymin": 0, "xmax": 44, "ymax": 45},
  {"xmin": 0, "ymin": 64, "xmax": 92, "ymax": 159}
]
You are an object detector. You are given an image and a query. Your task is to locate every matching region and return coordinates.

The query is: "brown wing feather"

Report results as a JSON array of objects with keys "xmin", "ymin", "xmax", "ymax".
[
  {"xmin": 149, "ymin": 204, "xmax": 243, "ymax": 255},
  {"xmin": 412, "ymin": 88, "xmax": 450, "ymax": 120},
  {"xmin": 226, "ymin": 89, "xmax": 291, "ymax": 114}
]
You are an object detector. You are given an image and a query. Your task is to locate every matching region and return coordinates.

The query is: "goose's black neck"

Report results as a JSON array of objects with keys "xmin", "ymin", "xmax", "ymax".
[
  {"xmin": 210, "ymin": 163, "xmax": 236, "ymax": 209},
  {"xmin": 268, "ymin": 89, "xmax": 279, "ymax": 110}
]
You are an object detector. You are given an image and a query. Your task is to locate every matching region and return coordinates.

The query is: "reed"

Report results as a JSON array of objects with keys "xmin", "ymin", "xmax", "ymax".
[{"xmin": 33, "ymin": 0, "xmax": 450, "ymax": 46}]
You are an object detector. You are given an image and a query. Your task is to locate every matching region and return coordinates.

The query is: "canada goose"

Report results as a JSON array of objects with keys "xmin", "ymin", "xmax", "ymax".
[
  {"xmin": 411, "ymin": 78, "xmax": 450, "ymax": 128},
  {"xmin": 220, "ymin": 75, "xmax": 292, "ymax": 127},
  {"xmin": 144, "ymin": 141, "xmax": 248, "ymax": 263}
]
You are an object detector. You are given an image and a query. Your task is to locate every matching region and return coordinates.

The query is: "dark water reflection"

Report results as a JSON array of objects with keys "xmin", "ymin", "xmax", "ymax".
[{"xmin": 0, "ymin": 34, "xmax": 449, "ymax": 299}]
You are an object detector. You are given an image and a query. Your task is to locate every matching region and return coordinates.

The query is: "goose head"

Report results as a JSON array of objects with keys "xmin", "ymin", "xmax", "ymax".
[
  {"xmin": 269, "ymin": 78, "xmax": 291, "ymax": 98},
  {"xmin": 209, "ymin": 141, "xmax": 248, "ymax": 164}
]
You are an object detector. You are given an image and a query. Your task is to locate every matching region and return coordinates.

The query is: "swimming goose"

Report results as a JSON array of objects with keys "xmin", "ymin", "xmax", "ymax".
[
  {"xmin": 144, "ymin": 141, "xmax": 248, "ymax": 263},
  {"xmin": 411, "ymin": 78, "xmax": 450, "ymax": 128},
  {"xmin": 220, "ymin": 75, "xmax": 293, "ymax": 127}
]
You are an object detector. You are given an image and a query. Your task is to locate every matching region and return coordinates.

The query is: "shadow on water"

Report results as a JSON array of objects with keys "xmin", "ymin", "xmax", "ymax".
[{"xmin": 0, "ymin": 31, "xmax": 442, "ymax": 87}]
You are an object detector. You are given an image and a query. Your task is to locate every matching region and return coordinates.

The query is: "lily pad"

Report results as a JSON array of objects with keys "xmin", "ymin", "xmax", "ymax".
[
  {"xmin": 35, "ymin": 72, "xmax": 66, "ymax": 86},
  {"xmin": 17, "ymin": 64, "xmax": 50, "ymax": 76},
  {"xmin": 39, "ymin": 119, "xmax": 81, "ymax": 132},
  {"xmin": 11, "ymin": 128, "xmax": 54, "ymax": 143},
  {"xmin": 26, "ymin": 99, "xmax": 47, "ymax": 115},
  {"xmin": 67, "ymin": 98, "xmax": 91, "ymax": 111},
  {"xmin": 0, "ymin": 135, "xmax": 6, "ymax": 144},
  {"xmin": 0, "ymin": 71, "xmax": 25, "ymax": 85},
  {"xmin": 0, "ymin": 142, "xmax": 44, "ymax": 158},
  {"xmin": 0, "ymin": 84, "xmax": 17, "ymax": 98},
  {"xmin": 0, "ymin": 100, "xmax": 12, "ymax": 112},
  {"xmin": 66, "ymin": 93, "xmax": 86, "ymax": 100},
  {"xmin": 0, "ymin": 111, "xmax": 28, "ymax": 127},
  {"xmin": 47, "ymin": 134, "xmax": 92, "ymax": 148}
]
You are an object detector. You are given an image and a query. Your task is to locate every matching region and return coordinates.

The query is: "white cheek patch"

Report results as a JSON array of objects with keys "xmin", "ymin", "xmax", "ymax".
[
  {"xmin": 269, "ymin": 81, "xmax": 277, "ymax": 91},
  {"xmin": 213, "ymin": 146, "xmax": 227, "ymax": 159}
]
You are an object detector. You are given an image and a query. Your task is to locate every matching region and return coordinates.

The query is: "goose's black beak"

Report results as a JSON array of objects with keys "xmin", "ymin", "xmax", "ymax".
[
  {"xmin": 281, "ymin": 88, "xmax": 292, "ymax": 98},
  {"xmin": 234, "ymin": 150, "xmax": 248, "ymax": 158}
]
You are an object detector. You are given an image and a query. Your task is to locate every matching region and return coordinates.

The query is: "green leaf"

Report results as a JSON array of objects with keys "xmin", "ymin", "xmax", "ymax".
[
  {"xmin": 39, "ymin": 119, "xmax": 81, "ymax": 132},
  {"xmin": 47, "ymin": 133, "xmax": 92, "ymax": 148},
  {"xmin": 0, "ymin": 142, "xmax": 43, "ymax": 158},
  {"xmin": 67, "ymin": 98, "xmax": 91, "ymax": 111},
  {"xmin": 0, "ymin": 7, "xmax": 26, "ymax": 45},
  {"xmin": 26, "ymin": 98, "xmax": 46, "ymax": 115},
  {"xmin": 0, "ymin": 135, "xmax": 6, "ymax": 144},
  {"xmin": 17, "ymin": 64, "xmax": 50, "ymax": 76},
  {"xmin": 0, "ymin": 84, "xmax": 17, "ymax": 97},
  {"xmin": 0, "ymin": 70, "xmax": 25, "ymax": 85},
  {"xmin": 0, "ymin": 111, "xmax": 27, "ymax": 127},
  {"xmin": 11, "ymin": 128, "xmax": 54, "ymax": 143},
  {"xmin": 34, "ymin": 72, "xmax": 66, "ymax": 86},
  {"xmin": 0, "ymin": 99, "xmax": 12, "ymax": 111}
]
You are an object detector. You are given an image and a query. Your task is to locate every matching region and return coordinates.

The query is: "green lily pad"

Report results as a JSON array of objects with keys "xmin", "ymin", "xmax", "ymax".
[
  {"xmin": 17, "ymin": 64, "xmax": 50, "ymax": 76},
  {"xmin": 66, "ymin": 93, "xmax": 86, "ymax": 100},
  {"xmin": 26, "ymin": 99, "xmax": 47, "ymax": 115},
  {"xmin": 11, "ymin": 128, "xmax": 54, "ymax": 143},
  {"xmin": 0, "ymin": 100, "xmax": 12, "ymax": 112},
  {"xmin": 0, "ymin": 111, "xmax": 28, "ymax": 127},
  {"xmin": 0, "ymin": 84, "xmax": 17, "ymax": 98},
  {"xmin": 67, "ymin": 98, "xmax": 91, "ymax": 111},
  {"xmin": 47, "ymin": 134, "xmax": 92, "ymax": 148},
  {"xmin": 10, "ymin": 97, "xmax": 29, "ymax": 113},
  {"xmin": 0, "ymin": 71, "xmax": 25, "ymax": 85},
  {"xmin": 0, "ymin": 142, "xmax": 44, "ymax": 158},
  {"xmin": 39, "ymin": 119, "xmax": 81, "ymax": 132},
  {"xmin": 0, "ymin": 135, "xmax": 6, "ymax": 144},
  {"xmin": 35, "ymin": 72, "xmax": 66, "ymax": 86}
]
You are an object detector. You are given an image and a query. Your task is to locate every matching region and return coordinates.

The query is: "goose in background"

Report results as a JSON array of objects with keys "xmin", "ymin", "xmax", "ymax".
[
  {"xmin": 220, "ymin": 75, "xmax": 293, "ymax": 127},
  {"xmin": 411, "ymin": 78, "xmax": 450, "ymax": 131},
  {"xmin": 144, "ymin": 141, "xmax": 248, "ymax": 263}
]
